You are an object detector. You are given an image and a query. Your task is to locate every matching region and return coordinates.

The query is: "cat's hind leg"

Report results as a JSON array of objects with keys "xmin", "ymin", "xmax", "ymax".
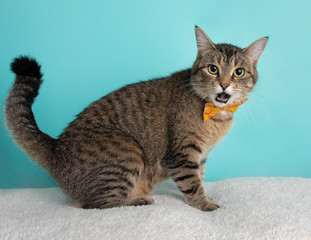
[{"xmin": 77, "ymin": 131, "xmax": 153, "ymax": 209}]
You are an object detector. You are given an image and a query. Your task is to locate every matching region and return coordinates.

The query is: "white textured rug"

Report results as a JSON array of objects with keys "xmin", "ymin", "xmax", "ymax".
[{"xmin": 1, "ymin": 177, "xmax": 311, "ymax": 240}]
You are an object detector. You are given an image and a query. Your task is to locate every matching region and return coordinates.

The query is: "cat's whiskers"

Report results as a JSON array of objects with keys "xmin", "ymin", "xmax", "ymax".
[{"xmin": 247, "ymin": 90, "xmax": 273, "ymax": 125}]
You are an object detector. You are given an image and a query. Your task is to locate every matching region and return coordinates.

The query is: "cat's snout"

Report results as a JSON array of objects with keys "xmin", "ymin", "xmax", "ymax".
[{"xmin": 219, "ymin": 83, "xmax": 229, "ymax": 90}]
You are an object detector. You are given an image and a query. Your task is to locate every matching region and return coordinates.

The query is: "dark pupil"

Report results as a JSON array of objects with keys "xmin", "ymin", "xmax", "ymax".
[
  {"xmin": 236, "ymin": 69, "xmax": 242, "ymax": 75},
  {"xmin": 211, "ymin": 65, "xmax": 217, "ymax": 72}
]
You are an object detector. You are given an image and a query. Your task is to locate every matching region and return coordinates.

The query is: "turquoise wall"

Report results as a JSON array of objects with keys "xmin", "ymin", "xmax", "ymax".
[{"xmin": 1, "ymin": 0, "xmax": 310, "ymax": 188}]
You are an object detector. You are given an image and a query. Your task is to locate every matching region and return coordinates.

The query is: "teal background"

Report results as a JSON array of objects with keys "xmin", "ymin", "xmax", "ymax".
[{"xmin": 1, "ymin": 0, "xmax": 310, "ymax": 188}]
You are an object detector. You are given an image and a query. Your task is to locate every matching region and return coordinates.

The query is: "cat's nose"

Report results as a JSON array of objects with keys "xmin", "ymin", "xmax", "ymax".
[{"xmin": 219, "ymin": 83, "xmax": 229, "ymax": 90}]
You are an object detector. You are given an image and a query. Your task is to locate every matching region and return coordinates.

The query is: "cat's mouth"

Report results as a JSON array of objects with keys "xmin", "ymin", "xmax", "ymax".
[{"xmin": 215, "ymin": 92, "xmax": 231, "ymax": 104}]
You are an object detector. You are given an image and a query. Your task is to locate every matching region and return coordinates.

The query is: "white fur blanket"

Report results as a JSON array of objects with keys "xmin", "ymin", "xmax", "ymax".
[{"xmin": 1, "ymin": 177, "xmax": 311, "ymax": 240}]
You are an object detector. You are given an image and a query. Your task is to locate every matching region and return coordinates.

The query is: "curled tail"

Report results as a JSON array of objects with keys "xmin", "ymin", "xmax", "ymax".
[{"xmin": 5, "ymin": 56, "xmax": 56, "ymax": 169}]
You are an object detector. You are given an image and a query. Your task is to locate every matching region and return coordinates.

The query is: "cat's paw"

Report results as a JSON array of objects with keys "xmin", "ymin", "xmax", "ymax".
[
  {"xmin": 128, "ymin": 195, "xmax": 154, "ymax": 206},
  {"xmin": 197, "ymin": 200, "xmax": 219, "ymax": 211},
  {"xmin": 202, "ymin": 201, "xmax": 219, "ymax": 211}
]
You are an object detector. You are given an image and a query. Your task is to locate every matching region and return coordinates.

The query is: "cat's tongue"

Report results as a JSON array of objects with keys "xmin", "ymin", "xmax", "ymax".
[{"xmin": 218, "ymin": 93, "xmax": 228, "ymax": 101}]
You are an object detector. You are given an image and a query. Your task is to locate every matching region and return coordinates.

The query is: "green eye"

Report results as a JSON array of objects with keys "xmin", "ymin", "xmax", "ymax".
[
  {"xmin": 233, "ymin": 68, "xmax": 245, "ymax": 78},
  {"xmin": 208, "ymin": 65, "xmax": 219, "ymax": 75}
]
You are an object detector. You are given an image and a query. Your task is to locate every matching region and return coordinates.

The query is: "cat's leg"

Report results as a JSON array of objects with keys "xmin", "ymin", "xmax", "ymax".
[
  {"xmin": 198, "ymin": 158, "xmax": 213, "ymax": 200},
  {"xmin": 81, "ymin": 167, "xmax": 154, "ymax": 209},
  {"xmin": 198, "ymin": 158, "xmax": 206, "ymax": 182},
  {"xmin": 128, "ymin": 176, "xmax": 155, "ymax": 206},
  {"xmin": 76, "ymin": 131, "xmax": 153, "ymax": 209},
  {"xmin": 163, "ymin": 149, "xmax": 218, "ymax": 211}
]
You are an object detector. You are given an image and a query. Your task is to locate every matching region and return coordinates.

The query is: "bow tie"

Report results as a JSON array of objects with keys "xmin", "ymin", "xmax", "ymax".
[{"xmin": 203, "ymin": 99, "xmax": 248, "ymax": 121}]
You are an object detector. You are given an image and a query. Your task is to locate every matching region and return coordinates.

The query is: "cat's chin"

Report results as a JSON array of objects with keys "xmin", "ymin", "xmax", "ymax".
[{"xmin": 212, "ymin": 101, "xmax": 228, "ymax": 108}]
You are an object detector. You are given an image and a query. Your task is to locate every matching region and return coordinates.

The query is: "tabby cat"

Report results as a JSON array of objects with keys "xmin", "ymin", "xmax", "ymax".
[{"xmin": 5, "ymin": 27, "xmax": 267, "ymax": 211}]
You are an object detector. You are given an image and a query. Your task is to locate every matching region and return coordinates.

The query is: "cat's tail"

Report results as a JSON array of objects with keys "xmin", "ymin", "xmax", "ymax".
[{"xmin": 5, "ymin": 56, "xmax": 57, "ymax": 170}]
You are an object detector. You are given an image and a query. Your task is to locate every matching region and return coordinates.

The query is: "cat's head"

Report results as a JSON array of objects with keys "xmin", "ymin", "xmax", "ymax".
[{"xmin": 191, "ymin": 26, "xmax": 268, "ymax": 107}]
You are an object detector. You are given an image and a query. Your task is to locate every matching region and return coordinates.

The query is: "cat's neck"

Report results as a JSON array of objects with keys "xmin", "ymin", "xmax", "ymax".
[{"xmin": 211, "ymin": 110, "xmax": 234, "ymax": 121}]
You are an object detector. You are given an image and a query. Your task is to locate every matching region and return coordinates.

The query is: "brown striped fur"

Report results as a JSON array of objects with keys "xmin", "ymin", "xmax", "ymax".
[{"xmin": 5, "ymin": 27, "xmax": 267, "ymax": 211}]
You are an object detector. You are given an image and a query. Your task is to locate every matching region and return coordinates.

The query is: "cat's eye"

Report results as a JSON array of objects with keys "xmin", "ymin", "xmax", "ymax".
[
  {"xmin": 208, "ymin": 65, "xmax": 219, "ymax": 75},
  {"xmin": 233, "ymin": 68, "xmax": 245, "ymax": 78}
]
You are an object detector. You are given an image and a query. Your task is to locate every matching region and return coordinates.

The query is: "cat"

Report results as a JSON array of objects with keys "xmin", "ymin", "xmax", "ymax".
[{"xmin": 5, "ymin": 26, "xmax": 267, "ymax": 211}]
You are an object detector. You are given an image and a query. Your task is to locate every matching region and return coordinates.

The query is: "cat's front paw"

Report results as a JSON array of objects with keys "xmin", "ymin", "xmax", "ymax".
[
  {"xmin": 193, "ymin": 200, "xmax": 219, "ymax": 211},
  {"xmin": 201, "ymin": 201, "xmax": 219, "ymax": 211}
]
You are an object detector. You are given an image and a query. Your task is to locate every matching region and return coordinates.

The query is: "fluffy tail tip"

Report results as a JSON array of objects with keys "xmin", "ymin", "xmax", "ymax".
[{"xmin": 11, "ymin": 56, "xmax": 43, "ymax": 79}]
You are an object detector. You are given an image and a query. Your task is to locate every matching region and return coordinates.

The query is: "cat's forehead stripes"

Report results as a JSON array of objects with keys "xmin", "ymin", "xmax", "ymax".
[
  {"xmin": 217, "ymin": 45, "xmax": 250, "ymax": 69},
  {"xmin": 216, "ymin": 44, "xmax": 240, "ymax": 64},
  {"xmin": 201, "ymin": 44, "xmax": 244, "ymax": 67},
  {"xmin": 202, "ymin": 45, "xmax": 252, "ymax": 71}
]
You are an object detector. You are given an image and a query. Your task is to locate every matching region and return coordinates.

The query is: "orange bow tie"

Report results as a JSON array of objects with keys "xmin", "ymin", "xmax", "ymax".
[{"xmin": 203, "ymin": 99, "xmax": 248, "ymax": 121}]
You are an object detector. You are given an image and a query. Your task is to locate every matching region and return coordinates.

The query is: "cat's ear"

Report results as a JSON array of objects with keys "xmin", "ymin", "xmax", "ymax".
[
  {"xmin": 195, "ymin": 26, "xmax": 216, "ymax": 55},
  {"xmin": 243, "ymin": 37, "xmax": 268, "ymax": 67}
]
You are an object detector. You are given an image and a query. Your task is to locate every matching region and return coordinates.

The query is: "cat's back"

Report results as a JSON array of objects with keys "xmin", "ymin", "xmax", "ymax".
[
  {"xmin": 59, "ymin": 70, "xmax": 190, "ymax": 152},
  {"xmin": 86, "ymin": 74, "xmax": 173, "ymax": 127}
]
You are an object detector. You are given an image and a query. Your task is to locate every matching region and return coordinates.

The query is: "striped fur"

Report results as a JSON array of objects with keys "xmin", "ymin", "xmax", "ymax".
[{"xmin": 5, "ymin": 27, "xmax": 267, "ymax": 211}]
